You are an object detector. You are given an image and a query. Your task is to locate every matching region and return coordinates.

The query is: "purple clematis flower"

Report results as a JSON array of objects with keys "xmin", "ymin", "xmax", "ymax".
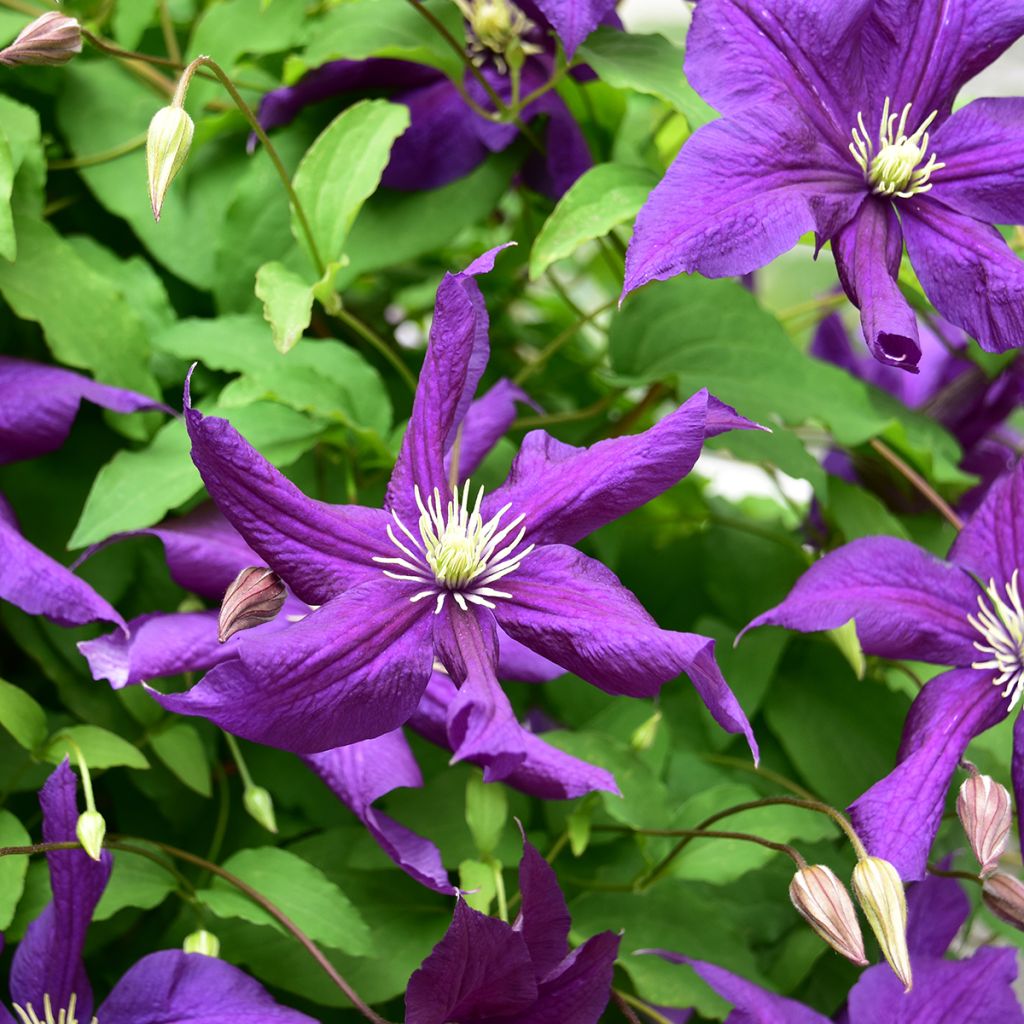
[
  {"xmin": 149, "ymin": 247, "xmax": 759, "ymax": 774},
  {"xmin": 746, "ymin": 458, "xmax": 1024, "ymax": 880},
  {"xmin": 404, "ymin": 831, "xmax": 620, "ymax": 1024},
  {"xmin": 4, "ymin": 760, "xmax": 316, "ymax": 1024},
  {"xmin": 0, "ymin": 357, "xmax": 167, "ymax": 631},
  {"xmin": 255, "ymin": 0, "xmax": 613, "ymax": 198},
  {"xmin": 646, "ymin": 870, "xmax": 1023, "ymax": 1023},
  {"xmin": 624, "ymin": 0, "xmax": 1024, "ymax": 371}
]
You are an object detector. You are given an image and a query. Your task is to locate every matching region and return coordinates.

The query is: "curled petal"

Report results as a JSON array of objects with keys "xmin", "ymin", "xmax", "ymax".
[{"xmin": 949, "ymin": 461, "xmax": 1024, "ymax": 586}]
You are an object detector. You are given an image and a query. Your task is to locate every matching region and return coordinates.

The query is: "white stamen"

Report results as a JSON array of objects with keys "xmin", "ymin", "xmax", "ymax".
[
  {"xmin": 12, "ymin": 994, "xmax": 97, "ymax": 1024},
  {"xmin": 969, "ymin": 570, "xmax": 1024, "ymax": 712}
]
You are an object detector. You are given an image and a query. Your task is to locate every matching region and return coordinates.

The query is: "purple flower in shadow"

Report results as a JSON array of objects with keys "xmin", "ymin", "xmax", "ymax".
[
  {"xmin": 624, "ymin": 0, "xmax": 1024, "ymax": 371},
  {"xmin": 3, "ymin": 761, "xmax": 317, "ymax": 1024}
]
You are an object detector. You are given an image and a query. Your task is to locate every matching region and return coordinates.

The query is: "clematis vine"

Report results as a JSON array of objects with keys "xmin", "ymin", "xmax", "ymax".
[
  {"xmin": 647, "ymin": 870, "xmax": 1023, "ymax": 1023},
  {"xmin": 3, "ymin": 761, "xmax": 317, "ymax": 1024},
  {"xmin": 0, "ymin": 357, "xmax": 167, "ymax": 631},
  {"xmin": 147, "ymin": 247, "xmax": 759, "ymax": 784},
  {"xmin": 624, "ymin": 0, "xmax": 1024, "ymax": 370},
  {"xmin": 746, "ymin": 459, "xmax": 1024, "ymax": 880}
]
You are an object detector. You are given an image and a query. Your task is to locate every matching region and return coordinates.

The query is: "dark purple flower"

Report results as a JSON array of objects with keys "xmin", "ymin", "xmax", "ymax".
[
  {"xmin": 624, "ymin": 0, "xmax": 1024, "ymax": 371},
  {"xmin": 0, "ymin": 357, "xmax": 168, "ymax": 630},
  {"xmin": 645, "ymin": 871, "xmax": 1023, "ymax": 1023},
  {"xmin": 745, "ymin": 459, "xmax": 1024, "ymax": 880},
  {"xmin": 405, "ymin": 831, "xmax": 619, "ymax": 1024},
  {"xmin": 148, "ymin": 247, "xmax": 759, "ymax": 776},
  {"xmin": 4, "ymin": 761, "xmax": 316, "ymax": 1024}
]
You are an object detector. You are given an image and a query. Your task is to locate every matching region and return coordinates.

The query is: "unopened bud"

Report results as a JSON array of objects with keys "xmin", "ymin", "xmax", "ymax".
[
  {"xmin": 851, "ymin": 857, "xmax": 912, "ymax": 991},
  {"xmin": 957, "ymin": 771, "xmax": 1011, "ymax": 876},
  {"xmin": 183, "ymin": 929, "xmax": 221, "ymax": 957},
  {"xmin": 218, "ymin": 567, "xmax": 287, "ymax": 643},
  {"xmin": 789, "ymin": 865, "xmax": 867, "ymax": 966},
  {"xmin": 630, "ymin": 710, "xmax": 662, "ymax": 752},
  {"xmin": 243, "ymin": 785, "xmax": 278, "ymax": 833},
  {"xmin": 0, "ymin": 13, "xmax": 82, "ymax": 67},
  {"xmin": 75, "ymin": 809, "xmax": 106, "ymax": 862},
  {"xmin": 982, "ymin": 872, "xmax": 1024, "ymax": 931},
  {"xmin": 146, "ymin": 105, "xmax": 194, "ymax": 222}
]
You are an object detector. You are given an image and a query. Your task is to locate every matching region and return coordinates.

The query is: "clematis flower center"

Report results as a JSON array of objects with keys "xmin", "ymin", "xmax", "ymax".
[
  {"xmin": 375, "ymin": 481, "xmax": 534, "ymax": 614},
  {"xmin": 848, "ymin": 98, "xmax": 945, "ymax": 198},
  {"xmin": 13, "ymin": 994, "xmax": 96, "ymax": 1024},
  {"xmin": 453, "ymin": 0, "xmax": 542, "ymax": 71},
  {"xmin": 968, "ymin": 570, "xmax": 1024, "ymax": 712}
]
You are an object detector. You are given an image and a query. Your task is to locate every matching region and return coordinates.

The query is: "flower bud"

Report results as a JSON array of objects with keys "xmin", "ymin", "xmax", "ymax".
[
  {"xmin": 789, "ymin": 865, "xmax": 867, "ymax": 966},
  {"xmin": 218, "ymin": 567, "xmax": 287, "ymax": 643},
  {"xmin": 957, "ymin": 772, "xmax": 1011, "ymax": 876},
  {"xmin": 851, "ymin": 857, "xmax": 912, "ymax": 991},
  {"xmin": 183, "ymin": 929, "xmax": 221, "ymax": 957},
  {"xmin": 982, "ymin": 872, "xmax": 1024, "ymax": 931},
  {"xmin": 630, "ymin": 710, "xmax": 662, "ymax": 752},
  {"xmin": 243, "ymin": 785, "xmax": 278, "ymax": 833},
  {"xmin": 0, "ymin": 13, "xmax": 82, "ymax": 67},
  {"xmin": 75, "ymin": 809, "xmax": 106, "ymax": 862},
  {"xmin": 146, "ymin": 105, "xmax": 195, "ymax": 222}
]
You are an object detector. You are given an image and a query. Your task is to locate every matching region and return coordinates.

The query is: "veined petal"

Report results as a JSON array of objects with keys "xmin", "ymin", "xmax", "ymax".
[
  {"xmin": 517, "ymin": 933, "xmax": 619, "ymax": 1024},
  {"xmin": 1013, "ymin": 712, "xmax": 1024, "ymax": 869},
  {"xmin": 949, "ymin": 459, "xmax": 1024, "ymax": 585},
  {"xmin": 849, "ymin": 668, "xmax": 1006, "ymax": 881},
  {"xmin": 905, "ymin": 872, "xmax": 969, "ymax": 958},
  {"xmin": 516, "ymin": 837, "xmax": 571, "ymax": 980},
  {"xmin": 624, "ymin": 102, "xmax": 864, "ymax": 291},
  {"xmin": 901, "ymin": 197, "xmax": 1024, "ymax": 355},
  {"xmin": 530, "ymin": 0, "xmax": 615, "ymax": 56},
  {"xmin": 152, "ymin": 580, "xmax": 435, "ymax": 753},
  {"xmin": 744, "ymin": 536, "xmax": 980, "ymax": 666}
]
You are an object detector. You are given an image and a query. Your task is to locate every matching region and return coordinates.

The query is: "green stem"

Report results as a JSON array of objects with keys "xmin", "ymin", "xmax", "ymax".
[
  {"xmin": 158, "ymin": 0, "xmax": 181, "ymax": 65},
  {"xmin": 612, "ymin": 990, "xmax": 644, "ymax": 1024},
  {"xmin": 48, "ymin": 133, "xmax": 147, "ymax": 170},
  {"xmin": 868, "ymin": 437, "xmax": 964, "ymax": 531},
  {"xmin": 331, "ymin": 306, "xmax": 417, "ymax": 394},
  {"xmin": 223, "ymin": 731, "xmax": 254, "ymax": 789},
  {"xmin": 699, "ymin": 753, "xmax": 818, "ymax": 801},
  {"xmin": 613, "ymin": 991, "xmax": 676, "ymax": 1024},
  {"xmin": 927, "ymin": 863, "xmax": 983, "ymax": 886},
  {"xmin": 513, "ymin": 390, "xmax": 622, "ymax": 430},
  {"xmin": 514, "ymin": 298, "xmax": 616, "ymax": 384}
]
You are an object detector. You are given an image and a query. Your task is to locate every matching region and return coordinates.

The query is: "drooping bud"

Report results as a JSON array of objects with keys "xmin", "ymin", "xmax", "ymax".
[
  {"xmin": 957, "ymin": 770, "xmax": 1011, "ymax": 876},
  {"xmin": 851, "ymin": 857, "xmax": 912, "ymax": 991},
  {"xmin": 982, "ymin": 872, "xmax": 1024, "ymax": 931},
  {"xmin": 243, "ymin": 785, "xmax": 278, "ymax": 833},
  {"xmin": 183, "ymin": 929, "xmax": 221, "ymax": 957},
  {"xmin": 0, "ymin": 12, "xmax": 82, "ymax": 67},
  {"xmin": 630, "ymin": 710, "xmax": 662, "ymax": 752},
  {"xmin": 146, "ymin": 105, "xmax": 195, "ymax": 222},
  {"xmin": 218, "ymin": 567, "xmax": 287, "ymax": 643},
  {"xmin": 789, "ymin": 865, "xmax": 867, "ymax": 966},
  {"xmin": 75, "ymin": 809, "xmax": 106, "ymax": 862}
]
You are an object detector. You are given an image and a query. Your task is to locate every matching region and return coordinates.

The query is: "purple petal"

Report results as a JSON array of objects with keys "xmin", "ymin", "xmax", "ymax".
[
  {"xmin": 496, "ymin": 544, "xmax": 757, "ymax": 757},
  {"xmin": 303, "ymin": 732, "xmax": 452, "ymax": 892},
  {"xmin": 450, "ymin": 379, "xmax": 539, "ymax": 484},
  {"xmin": 810, "ymin": 312, "xmax": 861, "ymax": 376},
  {"xmin": 849, "ymin": 668, "xmax": 1006, "ymax": 881},
  {"xmin": 153, "ymin": 580, "xmax": 435, "ymax": 753},
  {"xmin": 185, "ymin": 382, "xmax": 390, "ymax": 605},
  {"xmin": 98, "ymin": 950, "xmax": 319, "ymax": 1024},
  {"xmin": 624, "ymin": 102, "xmax": 865, "ymax": 290},
  {"xmin": 486, "ymin": 389, "xmax": 756, "ymax": 548},
  {"xmin": 530, "ymin": 0, "xmax": 615, "ymax": 56},
  {"xmin": 833, "ymin": 198, "xmax": 921, "ymax": 369},
  {"xmin": 10, "ymin": 762, "xmax": 112, "ymax": 1021},
  {"xmin": 520, "ymin": 90, "xmax": 593, "ymax": 199},
  {"xmin": 496, "ymin": 629, "xmax": 564, "ymax": 684},
  {"xmin": 744, "ymin": 537, "xmax": 980, "ymax": 666},
  {"xmin": 901, "ymin": 197, "xmax": 1024, "ymax": 355},
  {"xmin": 0, "ymin": 356, "xmax": 168, "ymax": 466},
  {"xmin": 516, "ymin": 837, "xmax": 570, "ymax": 980},
  {"xmin": 949, "ymin": 461, "xmax": 1024, "ymax": 585},
  {"xmin": 405, "ymin": 899, "xmax": 537, "ymax": 1024},
  {"xmin": 1013, "ymin": 712, "xmax": 1024, "ymax": 865},
  {"xmin": 905, "ymin": 871, "xmax": 969, "ymax": 958}
]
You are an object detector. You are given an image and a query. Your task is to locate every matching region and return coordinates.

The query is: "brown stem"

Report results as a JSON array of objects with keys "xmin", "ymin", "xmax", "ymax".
[
  {"xmin": 612, "ymin": 990, "xmax": 644, "ymax": 1024},
  {"xmin": 868, "ymin": 437, "xmax": 964, "ymax": 530},
  {"xmin": 606, "ymin": 382, "xmax": 673, "ymax": 438},
  {"xmin": 927, "ymin": 863, "xmax": 983, "ymax": 886},
  {"xmin": 613, "ymin": 990, "xmax": 676, "ymax": 1024}
]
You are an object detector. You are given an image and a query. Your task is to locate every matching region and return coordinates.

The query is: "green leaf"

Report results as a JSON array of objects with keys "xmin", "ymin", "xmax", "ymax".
[
  {"xmin": 112, "ymin": 0, "xmax": 159, "ymax": 48},
  {"xmin": 0, "ymin": 811, "xmax": 30, "ymax": 929},
  {"xmin": 255, "ymin": 261, "xmax": 319, "ymax": 353},
  {"xmin": 291, "ymin": 100, "xmax": 410, "ymax": 268},
  {"xmin": 46, "ymin": 725, "xmax": 150, "ymax": 770},
  {"xmin": 578, "ymin": 29, "xmax": 717, "ymax": 129},
  {"xmin": 0, "ymin": 95, "xmax": 43, "ymax": 223},
  {"xmin": 465, "ymin": 773, "xmax": 508, "ymax": 857},
  {"xmin": 828, "ymin": 477, "xmax": 910, "ymax": 540},
  {"xmin": 0, "ymin": 679, "xmax": 47, "ymax": 751},
  {"xmin": 188, "ymin": 0, "xmax": 306, "ymax": 69},
  {"xmin": 0, "ymin": 131, "xmax": 14, "ymax": 262},
  {"xmin": 198, "ymin": 847, "xmax": 372, "ymax": 956},
  {"xmin": 530, "ymin": 162, "xmax": 658, "ymax": 280},
  {"xmin": 149, "ymin": 723, "xmax": 211, "ymax": 797},
  {"xmin": 94, "ymin": 847, "xmax": 176, "ymax": 920},
  {"xmin": 458, "ymin": 859, "xmax": 496, "ymax": 913}
]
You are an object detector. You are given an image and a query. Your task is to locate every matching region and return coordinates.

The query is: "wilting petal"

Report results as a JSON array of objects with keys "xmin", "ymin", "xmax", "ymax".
[
  {"xmin": 517, "ymin": 933, "xmax": 620, "ymax": 1024},
  {"xmin": 949, "ymin": 461, "xmax": 1024, "ymax": 585},
  {"xmin": 449, "ymin": 379, "xmax": 540, "ymax": 483},
  {"xmin": 405, "ymin": 900, "xmax": 538, "ymax": 1024},
  {"xmin": 10, "ymin": 762, "xmax": 112, "ymax": 1021},
  {"xmin": 624, "ymin": 101, "xmax": 864, "ymax": 290},
  {"xmin": 0, "ymin": 498, "xmax": 124, "ymax": 629},
  {"xmin": 496, "ymin": 545, "xmax": 757, "ymax": 757},
  {"xmin": 833, "ymin": 199, "xmax": 920, "ymax": 368},
  {"xmin": 901, "ymin": 198, "xmax": 1024, "ymax": 355},
  {"xmin": 0, "ymin": 356, "xmax": 168, "ymax": 466},
  {"xmin": 153, "ymin": 580, "xmax": 435, "ymax": 753},
  {"xmin": 486, "ymin": 389, "xmax": 756, "ymax": 547},
  {"xmin": 304, "ymin": 732, "xmax": 452, "ymax": 892},
  {"xmin": 905, "ymin": 871, "xmax": 969, "ymax": 958},
  {"xmin": 744, "ymin": 537, "xmax": 980, "ymax": 666},
  {"xmin": 185, "ymin": 382, "xmax": 390, "ymax": 605},
  {"xmin": 99, "ymin": 950, "xmax": 318, "ymax": 1024},
  {"xmin": 849, "ymin": 668, "xmax": 1006, "ymax": 881},
  {"xmin": 530, "ymin": 0, "xmax": 615, "ymax": 56}
]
